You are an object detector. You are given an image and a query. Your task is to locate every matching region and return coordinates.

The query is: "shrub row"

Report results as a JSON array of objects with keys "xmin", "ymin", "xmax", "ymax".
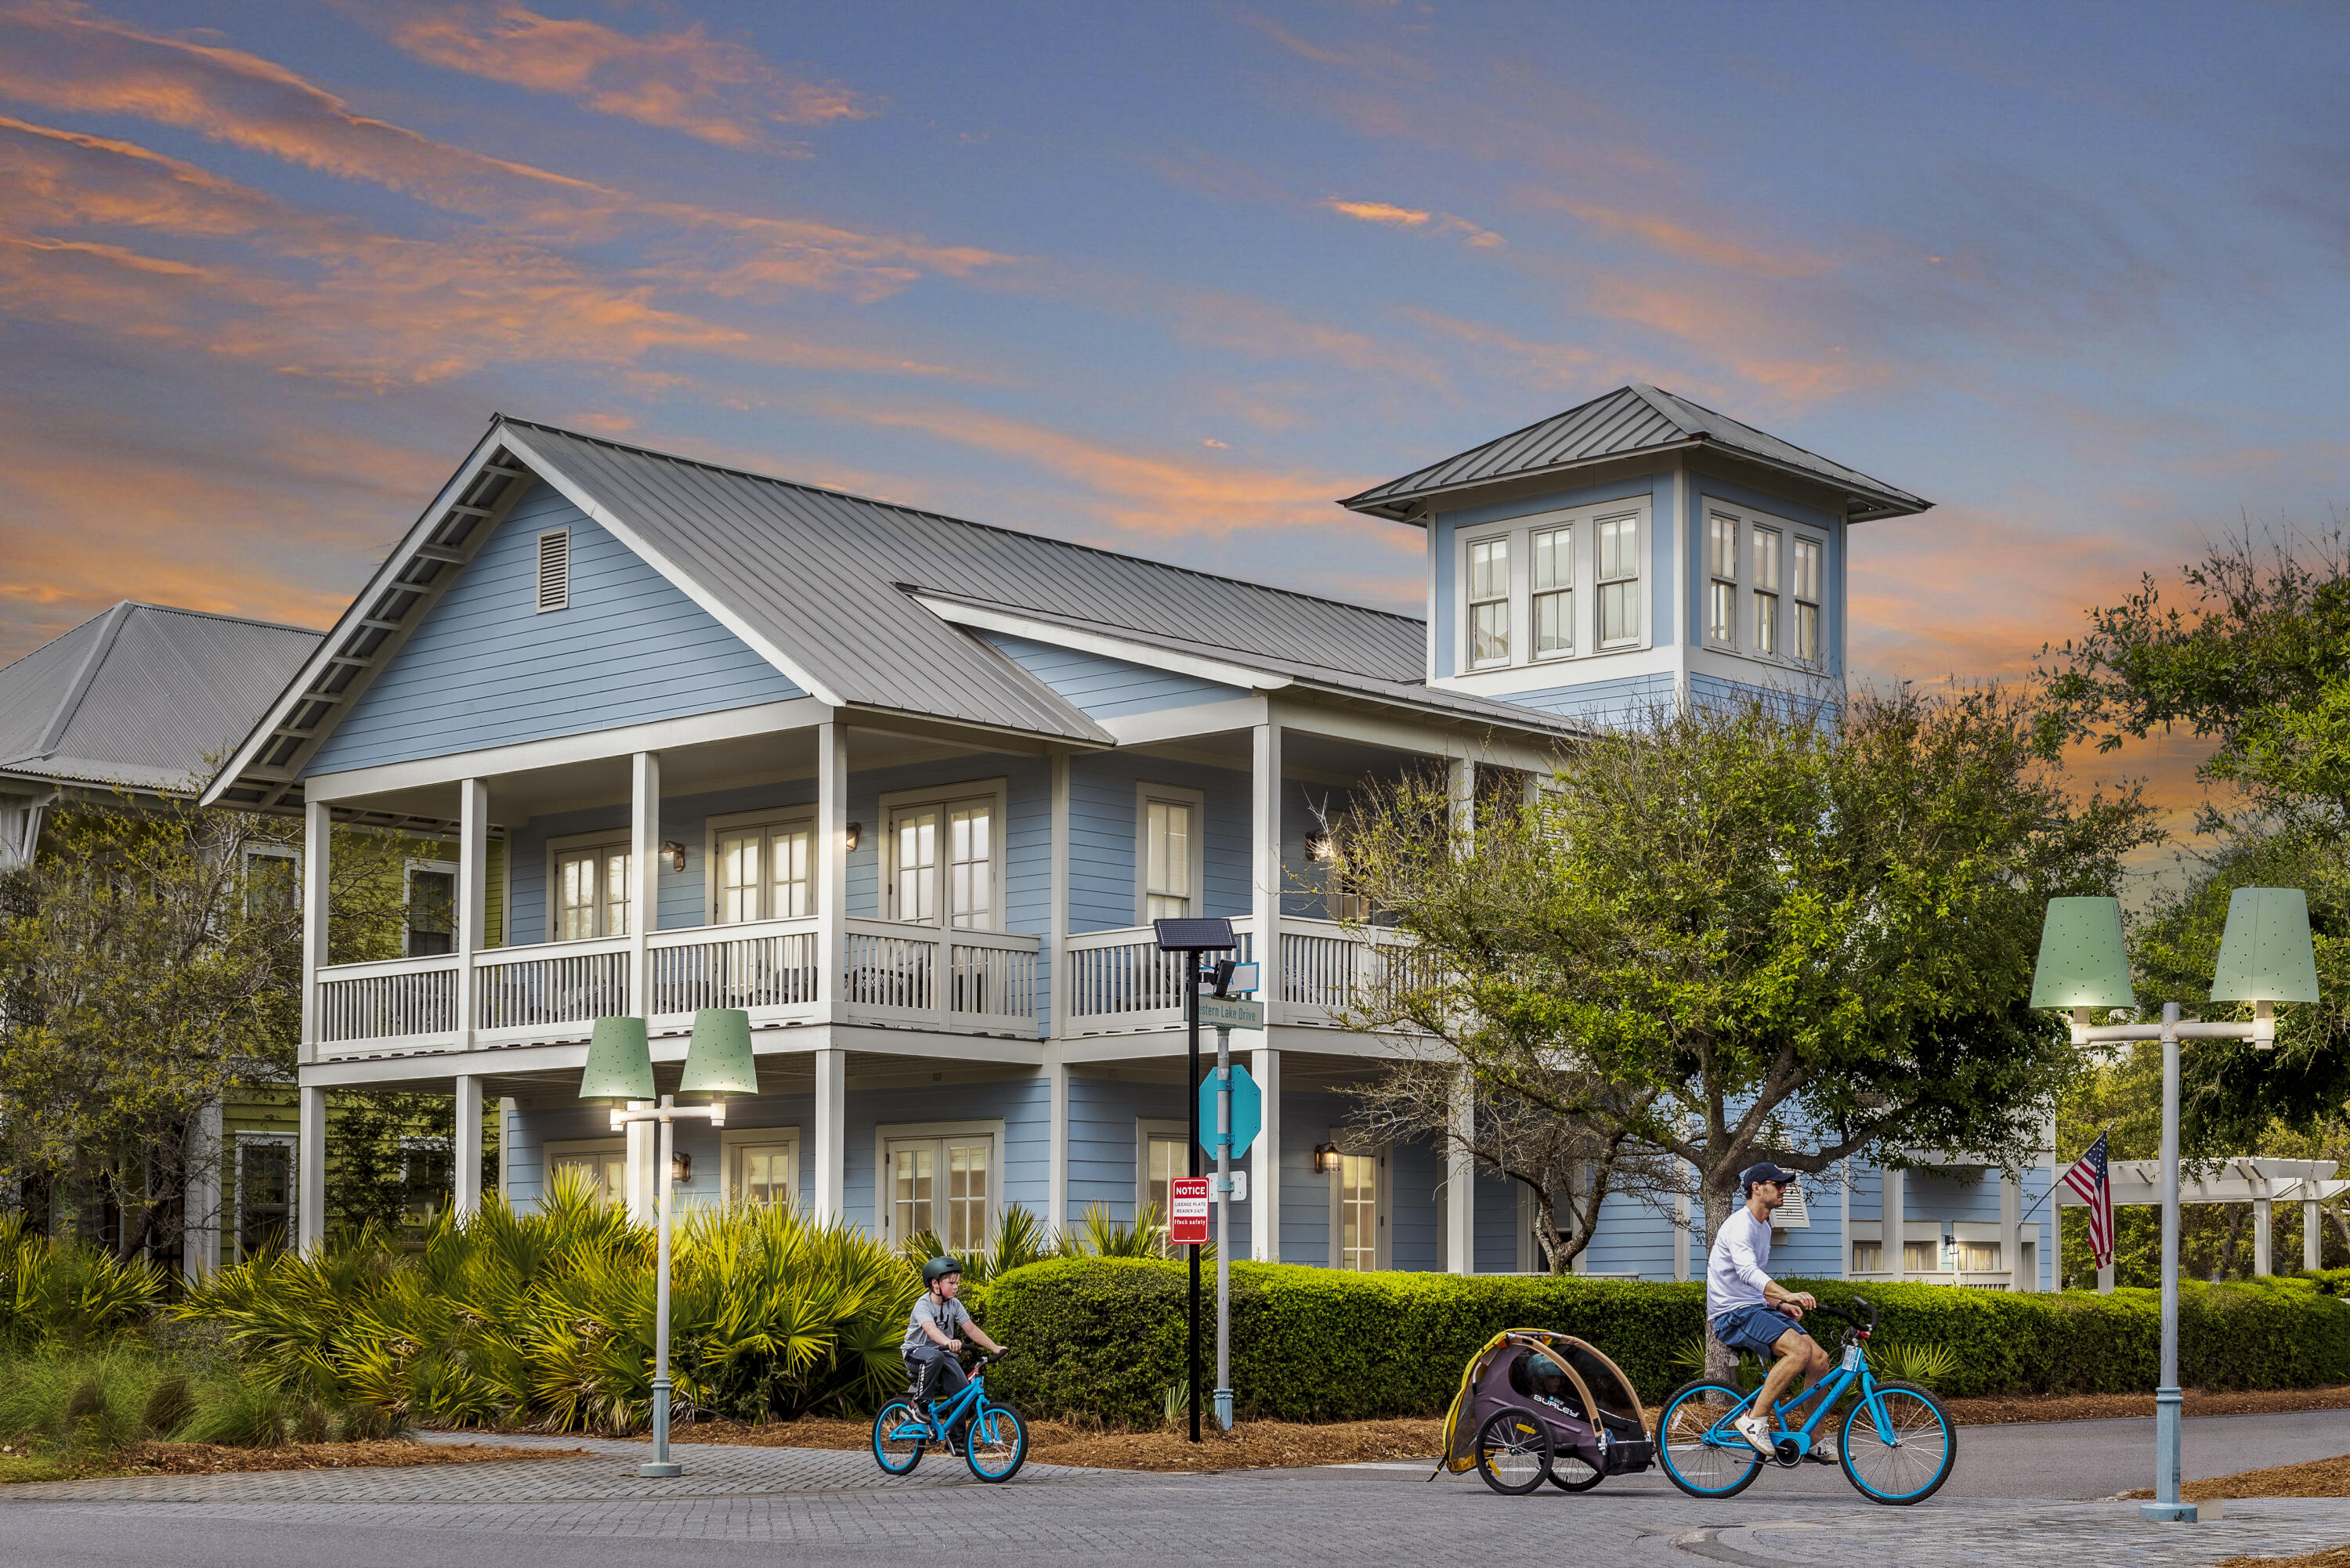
[{"xmin": 984, "ymin": 1259, "xmax": 2350, "ymax": 1425}]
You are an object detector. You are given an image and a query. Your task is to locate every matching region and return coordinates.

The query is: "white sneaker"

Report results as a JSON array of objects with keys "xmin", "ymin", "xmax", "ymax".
[{"xmin": 1732, "ymin": 1412, "xmax": 1776, "ymax": 1457}]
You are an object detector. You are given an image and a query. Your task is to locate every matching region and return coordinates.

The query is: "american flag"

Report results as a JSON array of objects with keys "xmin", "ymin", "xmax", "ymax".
[{"xmin": 2061, "ymin": 1130, "xmax": 2115, "ymax": 1270}]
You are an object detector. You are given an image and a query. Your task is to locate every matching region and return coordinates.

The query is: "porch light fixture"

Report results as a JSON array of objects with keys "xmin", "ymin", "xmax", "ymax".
[
  {"xmin": 576, "ymin": 1006, "xmax": 754, "ymax": 1481},
  {"xmin": 1305, "ymin": 830, "xmax": 1336, "ymax": 865},
  {"xmin": 2029, "ymin": 888, "xmax": 2319, "ymax": 1523},
  {"xmin": 662, "ymin": 840, "xmax": 687, "ymax": 873},
  {"xmin": 845, "ymin": 821, "xmax": 862, "ymax": 851},
  {"xmin": 1314, "ymin": 1143, "xmax": 1342, "ymax": 1176}
]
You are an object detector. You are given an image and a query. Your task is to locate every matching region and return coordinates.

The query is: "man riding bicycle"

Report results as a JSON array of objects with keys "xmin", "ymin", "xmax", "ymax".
[
  {"xmin": 1705, "ymin": 1161, "xmax": 1833, "ymax": 1460},
  {"xmin": 903, "ymin": 1255, "xmax": 1006, "ymax": 1442}
]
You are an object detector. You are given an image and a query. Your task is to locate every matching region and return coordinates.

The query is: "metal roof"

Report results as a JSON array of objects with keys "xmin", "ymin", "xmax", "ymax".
[
  {"xmin": 1341, "ymin": 383, "xmax": 1931, "ymax": 523},
  {"xmin": 0, "ymin": 602, "xmax": 322, "ymax": 793}
]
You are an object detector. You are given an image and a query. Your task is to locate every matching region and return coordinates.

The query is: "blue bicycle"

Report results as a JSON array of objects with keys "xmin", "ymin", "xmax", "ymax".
[
  {"xmin": 870, "ymin": 1352, "xmax": 1029, "ymax": 1483},
  {"xmin": 1656, "ymin": 1297, "xmax": 1954, "ymax": 1505}
]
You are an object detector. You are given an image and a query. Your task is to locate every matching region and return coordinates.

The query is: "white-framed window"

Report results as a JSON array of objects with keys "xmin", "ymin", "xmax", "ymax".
[
  {"xmin": 1597, "ymin": 513, "xmax": 1641, "ymax": 649},
  {"xmin": 1466, "ymin": 535, "xmax": 1510, "ymax": 667},
  {"xmin": 546, "ymin": 1137, "xmax": 628, "ymax": 1206},
  {"xmin": 1852, "ymin": 1241, "xmax": 1883, "ymax": 1274},
  {"xmin": 876, "ymin": 1120, "xmax": 1004, "ymax": 1249},
  {"xmin": 1325, "ymin": 1131, "xmax": 1388, "ymax": 1271},
  {"xmin": 1136, "ymin": 1118, "xmax": 1189, "ymax": 1255},
  {"xmin": 400, "ymin": 1136, "xmax": 452, "ymax": 1223},
  {"xmin": 1531, "ymin": 524, "xmax": 1573, "ymax": 658},
  {"xmin": 1793, "ymin": 536, "xmax": 1823, "ymax": 665},
  {"xmin": 405, "ymin": 858, "xmax": 458, "ymax": 956},
  {"xmin": 1752, "ymin": 526, "xmax": 1781, "ymax": 656},
  {"xmin": 720, "ymin": 1125, "xmax": 801, "ymax": 1205},
  {"xmin": 233, "ymin": 1132, "xmax": 295, "ymax": 1262},
  {"xmin": 707, "ymin": 808, "xmax": 813, "ymax": 925},
  {"xmin": 1902, "ymin": 1238, "xmax": 1943, "ymax": 1274},
  {"xmin": 1953, "ymin": 1239, "xmax": 2001, "ymax": 1272},
  {"xmin": 549, "ymin": 833, "xmax": 631, "ymax": 941},
  {"xmin": 241, "ymin": 846, "xmax": 299, "ymax": 919},
  {"xmin": 880, "ymin": 780, "xmax": 1006, "ymax": 932},
  {"xmin": 1707, "ymin": 512, "xmax": 1739, "ymax": 647},
  {"xmin": 1135, "ymin": 782, "xmax": 1205, "ymax": 923}
]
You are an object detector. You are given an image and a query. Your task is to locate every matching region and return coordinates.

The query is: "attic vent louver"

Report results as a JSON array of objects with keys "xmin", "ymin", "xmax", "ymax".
[{"xmin": 535, "ymin": 529, "xmax": 570, "ymax": 612}]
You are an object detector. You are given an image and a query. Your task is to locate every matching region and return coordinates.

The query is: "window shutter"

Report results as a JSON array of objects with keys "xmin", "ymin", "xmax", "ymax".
[{"xmin": 536, "ymin": 529, "xmax": 570, "ymax": 612}]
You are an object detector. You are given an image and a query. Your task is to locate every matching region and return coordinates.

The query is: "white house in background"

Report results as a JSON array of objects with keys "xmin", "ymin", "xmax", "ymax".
[{"xmin": 198, "ymin": 385, "xmax": 2062, "ymax": 1286}]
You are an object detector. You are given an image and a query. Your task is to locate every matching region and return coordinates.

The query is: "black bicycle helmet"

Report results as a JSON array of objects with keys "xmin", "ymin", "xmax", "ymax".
[{"xmin": 922, "ymin": 1255, "xmax": 964, "ymax": 1285}]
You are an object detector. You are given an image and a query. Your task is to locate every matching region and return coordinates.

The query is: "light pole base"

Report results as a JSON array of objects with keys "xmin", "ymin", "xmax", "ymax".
[
  {"xmin": 637, "ymin": 1461, "xmax": 684, "ymax": 1479},
  {"xmin": 2138, "ymin": 1501, "xmax": 2204, "ymax": 1523},
  {"xmin": 1213, "ymin": 1389, "xmax": 1234, "ymax": 1433}
]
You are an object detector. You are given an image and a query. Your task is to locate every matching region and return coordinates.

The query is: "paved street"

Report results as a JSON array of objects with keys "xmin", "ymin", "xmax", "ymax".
[{"xmin": 6, "ymin": 1411, "xmax": 2349, "ymax": 1566}]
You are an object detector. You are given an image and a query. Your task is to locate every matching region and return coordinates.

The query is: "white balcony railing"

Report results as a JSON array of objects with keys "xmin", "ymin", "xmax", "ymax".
[
  {"xmin": 844, "ymin": 918, "xmax": 1037, "ymax": 1034},
  {"xmin": 1279, "ymin": 917, "xmax": 1431, "ymax": 1025},
  {"xmin": 475, "ymin": 934, "xmax": 630, "ymax": 1036},
  {"xmin": 317, "ymin": 954, "xmax": 460, "ymax": 1046},
  {"xmin": 1846, "ymin": 1270, "xmax": 2013, "ymax": 1291},
  {"xmin": 648, "ymin": 917, "xmax": 820, "ymax": 1018},
  {"xmin": 1064, "ymin": 919, "xmax": 1256, "ymax": 1035}
]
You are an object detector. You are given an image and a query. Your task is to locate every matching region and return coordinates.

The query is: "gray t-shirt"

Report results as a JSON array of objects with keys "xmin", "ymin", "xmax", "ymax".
[{"xmin": 902, "ymin": 1293, "xmax": 972, "ymax": 1353}]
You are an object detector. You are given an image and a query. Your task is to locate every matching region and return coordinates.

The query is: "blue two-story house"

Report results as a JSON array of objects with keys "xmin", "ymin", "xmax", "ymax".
[{"xmin": 202, "ymin": 384, "xmax": 2059, "ymax": 1288}]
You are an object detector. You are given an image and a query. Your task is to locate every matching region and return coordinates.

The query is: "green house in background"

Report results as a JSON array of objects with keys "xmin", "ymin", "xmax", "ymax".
[{"xmin": 0, "ymin": 600, "xmax": 495, "ymax": 1271}]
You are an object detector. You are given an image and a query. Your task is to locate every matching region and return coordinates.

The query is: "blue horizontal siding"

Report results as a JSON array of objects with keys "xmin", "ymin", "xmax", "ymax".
[
  {"xmin": 980, "ymin": 634, "xmax": 1241, "ymax": 719},
  {"xmin": 309, "ymin": 484, "xmax": 803, "ymax": 777},
  {"xmin": 1067, "ymin": 753, "xmax": 1249, "ymax": 934},
  {"xmin": 1499, "ymin": 672, "xmax": 1674, "ymax": 727}
]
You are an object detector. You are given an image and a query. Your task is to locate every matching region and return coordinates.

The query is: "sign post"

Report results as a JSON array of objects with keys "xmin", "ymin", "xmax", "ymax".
[
  {"xmin": 1151, "ymin": 919, "xmax": 1238, "ymax": 1444},
  {"xmin": 1196, "ymin": 987, "xmax": 1263, "ymax": 1435}
]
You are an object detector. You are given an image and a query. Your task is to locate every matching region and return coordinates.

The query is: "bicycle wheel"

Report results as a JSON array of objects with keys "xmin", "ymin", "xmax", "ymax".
[
  {"xmin": 871, "ymin": 1400, "xmax": 926, "ymax": 1476},
  {"xmin": 964, "ymin": 1401, "xmax": 1029, "ymax": 1483},
  {"xmin": 1547, "ymin": 1448, "xmax": 1604, "ymax": 1492},
  {"xmin": 1655, "ymin": 1379, "xmax": 1765, "ymax": 1499},
  {"xmin": 1473, "ymin": 1407, "xmax": 1552, "ymax": 1495},
  {"xmin": 1838, "ymin": 1381, "xmax": 1954, "ymax": 1505}
]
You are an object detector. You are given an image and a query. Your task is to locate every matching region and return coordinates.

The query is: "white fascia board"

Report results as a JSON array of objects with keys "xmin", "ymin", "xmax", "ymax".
[
  {"xmin": 306, "ymin": 695, "xmax": 829, "ymax": 804},
  {"xmin": 1098, "ymin": 695, "xmax": 1268, "ymax": 747},
  {"xmin": 910, "ymin": 595, "xmax": 1291, "ymax": 693},
  {"xmin": 1268, "ymin": 696, "xmax": 1566, "ymax": 775},
  {"xmin": 202, "ymin": 425, "xmax": 515, "ymax": 807},
  {"xmin": 497, "ymin": 429, "xmax": 845, "ymax": 709}
]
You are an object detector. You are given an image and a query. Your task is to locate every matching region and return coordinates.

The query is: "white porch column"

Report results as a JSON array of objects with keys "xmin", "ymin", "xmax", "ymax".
[
  {"xmin": 813, "ymin": 1047, "xmax": 847, "ymax": 1222},
  {"xmin": 1884, "ymin": 1166, "xmax": 1906, "ymax": 1284},
  {"xmin": 1835, "ymin": 1157, "xmax": 1849, "ymax": 1283},
  {"xmin": 817, "ymin": 721, "xmax": 848, "ymax": 1024},
  {"xmin": 497, "ymin": 1097, "xmax": 515, "ymax": 1204},
  {"xmin": 453, "ymin": 1075, "xmax": 483, "ymax": 1219},
  {"xmin": 1445, "ymin": 1067, "xmax": 1475, "ymax": 1274},
  {"xmin": 1251, "ymin": 719, "xmax": 1282, "ymax": 1004},
  {"xmin": 1998, "ymin": 1165, "xmax": 2021, "ymax": 1288},
  {"xmin": 456, "ymin": 778, "xmax": 489, "ymax": 1051},
  {"xmin": 1447, "ymin": 755, "xmax": 1476, "ymax": 846},
  {"xmin": 1045, "ymin": 1053, "xmax": 1070, "ymax": 1235},
  {"xmin": 300, "ymin": 800, "xmax": 331, "ymax": 1066},
  {"xmin": 2308, "ymin": 1198, "xmax": 2325, "ymax": 1273},
  {"xmin": 297, "ymin": 1084, "xmax": 326, "ymax": 1252},
  {"xmin": 1250, "ymin": 1043, "xmax": 1280, "ymax": 1261},
  {"xmin": 2254, "ymin": 1195, "xmax": 2274, "ymax": 1277},
  {"xmin": 1049, "ymin": 753, "xmax": 1070, "ymax": 1041},
  {"xmin": 629, "ymin": 752, "xmax": 660, "ymax": 1015},
  {"xmin": 183, "ymin": 1099, "xmax": 222, "ymax": 1281}
]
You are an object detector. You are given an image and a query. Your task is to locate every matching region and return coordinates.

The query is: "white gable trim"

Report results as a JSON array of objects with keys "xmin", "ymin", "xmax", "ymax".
[
  {"xmin": 497, "ymin": 429, "xmax": 844, "ymax": 709},
  {"xmin": 910, "ymin": 595, "xmax": 1291, "ymax": 694}
]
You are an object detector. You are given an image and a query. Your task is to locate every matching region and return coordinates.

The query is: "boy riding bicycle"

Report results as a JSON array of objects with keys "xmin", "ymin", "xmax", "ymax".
[
  {"xmin": 904, "ymin": 1255, "xmax": 1007, "ymax": 1442},
  {"xmin": 1705, "ymin": 1161, "xmax": 1834, "ymax": 1460}
]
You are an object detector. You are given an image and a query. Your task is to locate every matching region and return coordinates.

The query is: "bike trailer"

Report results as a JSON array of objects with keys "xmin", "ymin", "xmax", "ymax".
[{"xmin": 1439, "ymin": 1328, "xmax": 1655, "ymax": 1481}]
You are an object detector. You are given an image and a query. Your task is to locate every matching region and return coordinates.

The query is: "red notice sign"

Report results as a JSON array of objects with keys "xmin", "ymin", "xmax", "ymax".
[{"xmin": 1169, "ymin": 1176, "xmax": 1211, "ymax": 1245}]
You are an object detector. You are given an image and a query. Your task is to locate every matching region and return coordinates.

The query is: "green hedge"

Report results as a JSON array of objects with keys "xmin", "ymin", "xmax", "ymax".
[{"xmin": 984, "ymin": 1259, "xmax": 2350, "ymax": 1425}]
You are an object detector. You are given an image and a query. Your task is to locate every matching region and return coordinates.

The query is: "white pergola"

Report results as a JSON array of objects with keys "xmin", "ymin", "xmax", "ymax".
[{"xmin": 2056, "ymin": 1157, "xmax": 2346, "ymax": 1276}]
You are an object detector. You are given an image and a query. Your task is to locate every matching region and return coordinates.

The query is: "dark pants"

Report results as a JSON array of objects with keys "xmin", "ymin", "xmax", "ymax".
[{"xmin": 907, "ymin": 1347, "xmax": 968, "ymax": 1414}]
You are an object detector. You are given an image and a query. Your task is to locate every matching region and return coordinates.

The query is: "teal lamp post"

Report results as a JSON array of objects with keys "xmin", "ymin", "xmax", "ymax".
[
  {"xmin": 2031, "ymin": 889, "xmax": 2318, "ymax": 1523},
  {"xmin": 579, "ymin": 1008, "xmax": 757, "ymax": 1479}
]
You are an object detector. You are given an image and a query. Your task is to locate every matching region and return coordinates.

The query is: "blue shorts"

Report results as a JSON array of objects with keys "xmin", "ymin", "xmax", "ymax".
[{"xmin": 1713, "ymin": 1304, "xmax": 1810, "ymax": 1358}]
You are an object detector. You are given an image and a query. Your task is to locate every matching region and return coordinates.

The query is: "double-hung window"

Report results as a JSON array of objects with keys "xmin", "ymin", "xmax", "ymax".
[
  {"xmin": 546, "ymin": 1139, "xmax": 627, "ymax": 1207},
  {"xmin": 555, "ymin": 840, "xmax": 631, "ymax": 940},
  {"xmin": 1137, "ymin": 783, "xmax": 1205, "ymax": 923},
  {"xmin": 1752, "ymin": 527, "xmax": 1781, "ymax": 656},
  {"xmin": 1793, "ymin": 537, "xmax": 1822, "ymax": 665},
  {"xmin": 1531, "ymin": 525, "xmax": 1572, "ymax": 657},
  {"xmin": 1597, "ymin": 514, "xmax": 1641, "ymax": 648},
  {"xmin": 713, "ymin": 815, "xmax": 812, "ymax": 923},
  {"xmin": 406, "ymin": 859, "xmax": 457, "ymax": 956},
  {"xmin": 885, "ymin": 785, "xmax": 1002, "ymax": 931},
  {"xmin": 1707, "ymin": 513, "xmax": 1738, "ymax": 646},
  {"xmin": 1467, "ymin": 537, "xmax": 1510, "ymax": 666}
]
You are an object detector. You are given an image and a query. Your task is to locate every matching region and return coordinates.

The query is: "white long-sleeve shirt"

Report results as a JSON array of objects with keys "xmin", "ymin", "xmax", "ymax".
[{"xmin": 1705, "ymin": 1207, "xmax": 1775, "ymax": 1321}]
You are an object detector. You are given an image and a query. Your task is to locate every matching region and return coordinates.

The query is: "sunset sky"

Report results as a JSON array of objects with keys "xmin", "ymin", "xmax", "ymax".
[{"xmin": 4, "ymin": 2, "xmax": 2345, "ymax": 849}]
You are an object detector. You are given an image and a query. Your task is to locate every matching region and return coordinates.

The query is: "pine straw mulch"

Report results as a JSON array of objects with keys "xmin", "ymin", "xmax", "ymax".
[
  {"xmin": 113, "ymin": 1439, "xmax": 587, "ymax": 1476},
  {"xmin": 2215, "ymin": 1549, "xmax": 2350, "ymax": 1568},
  {"xmin": 639, "ymin": 1414, "xmax": 1448, "ymax": 1472},
  {"xmin": 2120, "ymin": 1452, "xmax": 2350, "ymax": 1504},
  {"xmin": 1942, "ymin": 1386, "xmax": 2350, "ymax": 1426}
]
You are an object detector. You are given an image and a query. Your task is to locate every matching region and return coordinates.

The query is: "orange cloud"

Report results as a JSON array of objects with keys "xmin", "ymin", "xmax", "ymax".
[
  {"xmin": 1528, "ymin": 193, "xmax": 1825, "ymax": 280},
  {"xmin": 1321, "ymin": 196, "xmax": 1504, "ymax": 248},
  {"xmin": 369, "ymin": 2, "xmax": 872, "ymax": 151}
]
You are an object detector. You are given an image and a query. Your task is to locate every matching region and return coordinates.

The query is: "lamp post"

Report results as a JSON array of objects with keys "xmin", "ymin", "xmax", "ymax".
[
  {"xmin": 2030, "ymin": 888, "xmax": 2319, "ymax": 1523},
  {"xmin": 577, "ymin": 1008, "xmax": 758, "ymax": 1479}
]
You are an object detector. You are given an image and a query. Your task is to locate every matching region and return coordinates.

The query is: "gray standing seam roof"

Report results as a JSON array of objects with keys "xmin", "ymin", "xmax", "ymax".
[
  {"xmin": 1341, "ymin": 383, "xmax": 1931, "ymax": 522},
  {"xmin": 0, "ymin": 602, "xmax": 322, "ymax": 792},
  {"xmin": 498, "ymin": 419, "xmax": 1529, "ymax": 742}
]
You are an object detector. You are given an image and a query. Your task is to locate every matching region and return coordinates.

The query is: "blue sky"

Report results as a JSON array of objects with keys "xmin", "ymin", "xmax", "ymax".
[{"xmin": 2, "ymin": 1, "xmax": 2345, "ymax": 823}]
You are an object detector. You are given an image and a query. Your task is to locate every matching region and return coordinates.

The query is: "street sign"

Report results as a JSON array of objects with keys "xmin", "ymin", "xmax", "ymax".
[
  {"xmin": 1169, "ymin": 1176, "xmax": 1211, "ymax": 1245},
  {"xmin": 1198, "ymin": 1062, "xmax": 1263, "ymax": 1158},
  {"xmin": 1198, "ymin": 995, "xmax": 1264, "ymax": 1029}
]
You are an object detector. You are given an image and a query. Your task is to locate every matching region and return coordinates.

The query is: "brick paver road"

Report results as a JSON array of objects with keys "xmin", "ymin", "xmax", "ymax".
[{"xmin": 9, "ymin": 1418, "xmax": 2349, "ymax": 1566}]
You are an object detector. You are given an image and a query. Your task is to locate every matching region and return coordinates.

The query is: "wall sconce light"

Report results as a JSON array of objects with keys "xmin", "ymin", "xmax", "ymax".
[
  {"xmin": 671, "ymin": 1149, "xmax": 692, "ymax": 1186},
  {"xmin": 1313, "ymin": 1142, "xmax": 1342, "ymax": 1176},
  {"xmin": 1305, "ymin": 831, "xmax": 1336, "ymax": 865},
  {"xmin": 662, "ymin": 840, "xmax": 687, "ymax": 873},
  {"xmin": 845, "ymin": 822, "xmax": 862, "ymax": 851}
]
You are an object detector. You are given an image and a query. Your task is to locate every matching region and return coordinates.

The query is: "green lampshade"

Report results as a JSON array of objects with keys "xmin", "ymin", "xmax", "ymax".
[
  {"xmin": 579, "ymin": 1015, "xmax": 654, "ymax": 1101},
  {"xmin": 2211, "ymin": 887, "xmax": 2321, "ymax": 1003},
  {"xmin": 678, "ymin": 1008, "xmax": 757, "ymax": 1096},
  {"xmin": 2030, "ymin": 896, "xmax": 2135, "ymax": 1009}
]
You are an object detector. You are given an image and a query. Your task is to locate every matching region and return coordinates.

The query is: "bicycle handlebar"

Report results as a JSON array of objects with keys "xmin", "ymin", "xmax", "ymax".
[{"xmin": 1809, "ymin": 1296, "xmax": 1879, "ymax": 1340}]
